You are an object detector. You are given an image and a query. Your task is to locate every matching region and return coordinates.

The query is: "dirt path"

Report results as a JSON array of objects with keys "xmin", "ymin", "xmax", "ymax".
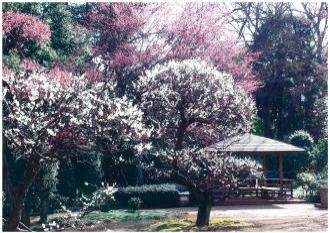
[
  {"xmin": 182, "ymin": 203, "xmax": 328, "ymax": 232},
  {"xmin": 242, "ymin": 215, "xmax": 328, "ymax": 231}
]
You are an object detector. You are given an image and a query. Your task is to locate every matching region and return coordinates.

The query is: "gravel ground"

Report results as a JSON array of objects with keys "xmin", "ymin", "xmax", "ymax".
[{"xmin": 177, "ymin": 203, "xmax": 328, "ymax": 232}]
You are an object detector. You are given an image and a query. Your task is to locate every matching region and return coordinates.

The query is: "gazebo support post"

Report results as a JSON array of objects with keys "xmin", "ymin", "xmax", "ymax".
[
  {"xmin": 262, "ymin": 155, "xmax": 267, "ymax": 186},
  {"xmin": 278, "ymin": 154, "xmax": 284, "ymax": 198}
]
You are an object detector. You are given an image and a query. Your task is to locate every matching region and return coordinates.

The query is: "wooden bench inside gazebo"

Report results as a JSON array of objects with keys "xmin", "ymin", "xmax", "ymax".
[{"xmin": 205, "ymin": 133, "xmax": 305, "ymax": 203}]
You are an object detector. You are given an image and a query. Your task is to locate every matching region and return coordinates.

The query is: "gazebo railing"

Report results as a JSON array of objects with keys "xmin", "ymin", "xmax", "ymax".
[
  {"xmin": 234, "ymin": 178, "xmax": 294, "ymax": 199},
  {"xmin": 262, "ymin": 178, "xmax": 294, "ymax": 198},
  {"xmin": 212, "ymin": 178, "xmax": 294, "ymax": 203}
]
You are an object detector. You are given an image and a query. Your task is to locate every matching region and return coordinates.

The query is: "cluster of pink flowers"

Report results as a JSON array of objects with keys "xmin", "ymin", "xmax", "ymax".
[
  {"xmin": 84, "ymin": 3, "xmax": 145, "ymax": 36},
  {"xmin": 3, "ymin": 11, "xmax": 51, "ymax": 43},
  {"xmin": 82, "ymin": 3, "xmax": 259, "ymax": 92},
  {"xmin": 48, "ymin": 65, "xmax": 74, "ymax": 88},
  {"xmin": 85, "ymin": 70, "xmax": 106, "ymax": 81},
  {"xmin": 23, "ymin": 58, "xmax": 42, "ymax": 73},
  {"xmin": 111, "ymin": 3, "xmax": 146, "ymax": 34},
  {"xmin": 3, "ymin": 4, "xmax": 260, "ymax": 94},
  {"xmin": 3, "ymin": 64, "xmax": 13, "ymax": 77},
  {"xmin": 161, "ymin": 3, "xmax": 259, "ymax": 92}
]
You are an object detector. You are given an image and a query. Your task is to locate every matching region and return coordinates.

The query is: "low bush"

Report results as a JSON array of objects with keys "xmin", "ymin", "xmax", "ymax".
[
  {"xmin": 296, "ymin": 172, "xmax": 327, "ymax": 203},
  {"xmin": 127, "ymin": 197, "xmax": 142, "ymax": 212},
  {"xmin": 101, "ymin": 183, "xmax": 188, "ymax": 210}
]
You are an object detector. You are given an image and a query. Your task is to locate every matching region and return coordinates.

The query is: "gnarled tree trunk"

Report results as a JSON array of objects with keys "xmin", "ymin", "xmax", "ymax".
[{"xmin": 4, "ymin": 156, "xmax": 41, "ymax": 231}]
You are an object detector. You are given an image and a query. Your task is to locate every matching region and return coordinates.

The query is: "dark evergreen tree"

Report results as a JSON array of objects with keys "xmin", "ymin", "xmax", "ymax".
[{"xmin": 251, "ymin": 15, "xmax": 327, "ymax": 140}]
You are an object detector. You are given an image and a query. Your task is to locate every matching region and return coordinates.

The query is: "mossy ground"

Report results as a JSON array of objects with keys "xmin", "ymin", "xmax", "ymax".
[
  {"xmin": 149, "ymin": 217, "xmax": 251, "ymax": 231},
  {"xmin": 81, "ymin": 209, "xmax": 180, "ymax": 224}
]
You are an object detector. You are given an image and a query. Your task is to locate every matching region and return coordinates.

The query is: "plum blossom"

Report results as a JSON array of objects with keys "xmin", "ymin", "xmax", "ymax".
[
  {"xmin": 152, "ymin": 148, "xmax": 261, "ymax": 191},
  {"xmin": 3, "ymin": 68, "xmax": 151, "ymax": 161},
  {"xmin": 3, "ymin": 11, "xmax": 51, "ymax": 43},
  {"xmin": 2, "ymin": 65, "xmax": 151, "ymax": 230},
  {"xmin": 135, "ymin": 59, "xmax": 256, "ymax": 149},
  {"xmin": 159, "ymin": 3, "xmax": 259, "ymax": 92},
  {"xmin": 3, "ymin": 71, "xmax": 77, "ymax": 160},
  {"xmin": 81, "ymin": 3, "xmax": 259, "ymax": 95}
]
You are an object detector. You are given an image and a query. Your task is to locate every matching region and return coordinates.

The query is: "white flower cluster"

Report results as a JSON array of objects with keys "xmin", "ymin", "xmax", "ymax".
[
  {"xmin": 155, "ymin": 148, "xmax": 261, "ymax": 191},
  {"xmin": 80, "ymin": 184, "xmax": 117, "ymax": 211},
  {"xmin": 3, "ymin": 71, "xmax": 151, "ymax": 161},
  {"xmin": 135, "ymin": 59, "xmax": 256, "ymax": 148},
  {"xmin": 74, "ymin": 81, "xmax": 152, "ymax": 154},
  {"xmin": 3, "ymin": 73, "xmax": 76, "ymax": 160}
]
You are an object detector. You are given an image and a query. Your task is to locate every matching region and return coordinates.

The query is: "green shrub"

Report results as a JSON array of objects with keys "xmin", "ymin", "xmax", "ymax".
[
  {"xmin": 252, "ymin": 117, "xmax": 265, "ymax": 136},
  {"xmin": 296, "ymin": 172, "xmax": 327, "ymax": 202},
  {"xmin": 294, "ymin": 138, "xmax": 328, "ymax": 203},
  {"xmin": 288, "ymin": 130, "xmax": 314, "ymax": 149},
  {"xmin": 101, "ymin": 183, "xmax": 187, "ymax": 210},
  {"xmin": 309, "ymin": 139, "xmax": 328, "ymax": 173},
  {"xmin": 283, "ymin": 130, "xmax": 314, "ymax": 178},
  {"xmin": 127, "ymin": 197, "xmax": 142, "ymax": 212}
]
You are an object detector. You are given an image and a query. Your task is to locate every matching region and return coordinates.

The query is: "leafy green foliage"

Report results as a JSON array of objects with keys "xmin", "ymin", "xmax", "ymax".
[
  {"xmin": 281, "ymin": 130, "xmax": 314, "ymax": 178},
  {"xmin": 252, "ymin": 117, "xmax": 265, "ymax": 136},
  {"xmin": 251, "ymin": 14, "xmax": 327, "ymax": 140},
  {"xmin": 3, "ymin": 2, "xmax": 92, "ymax": 70},
  {"xmin": 288, "ymin": 130, "xmax": 314, "ymax": 149},
  {"xmin": 127, "ymin": 197, "xmax": 142, "ymax": 212},
  {"xmin": 101, "ymin": 183, "xmax": 187, "ymax": 210},
  {"xmin": 102, "ymin": 149, "xmax": 143, "ymax": 186},
  {"xmin": 296, "ymin": 172, "xmax": 327, "ymax": 202},
  {"xmin": 57, "ymin": 155, "xmax": 103, "ymax": 199},
  {"xmin": 295, "ymin": 138, "xmax": 328, "ymax": 202},
  {"xmin": 31, "ymin": 161, "xmax": 59, "ymax": 222},
  {"xmin": 309, "ymin": 139, "xmax": 328, "ymax": 173}
]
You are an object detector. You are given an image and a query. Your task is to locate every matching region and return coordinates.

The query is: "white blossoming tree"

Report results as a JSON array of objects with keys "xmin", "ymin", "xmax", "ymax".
[
  {"xmin": 135, "ymin": 60, "xmax": 260, "ymax": 226},
  {"xmin": 3, "ymin": 72, "xmax": 150, "ymax": 230}
]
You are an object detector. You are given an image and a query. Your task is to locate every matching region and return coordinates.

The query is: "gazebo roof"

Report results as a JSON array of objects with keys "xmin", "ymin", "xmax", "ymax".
[{"xmin": 204, "ymin": 133, "xmax": 305, "ymax": 155}]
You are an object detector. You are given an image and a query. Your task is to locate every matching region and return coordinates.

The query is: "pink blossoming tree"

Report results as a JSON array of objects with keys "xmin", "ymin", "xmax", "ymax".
[
  {"xmin": 3, "ymin": 11, "xmax": 51, "ymax": 57},
  {"xmin": 81, "ymin": 3, "xmax": 258, "ymax": 94}
]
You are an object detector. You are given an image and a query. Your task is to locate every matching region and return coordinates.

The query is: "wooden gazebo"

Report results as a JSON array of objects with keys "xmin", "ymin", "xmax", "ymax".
[{"xmin": 205, "ymin": 133, "xmax": 305, "ymax": 199}]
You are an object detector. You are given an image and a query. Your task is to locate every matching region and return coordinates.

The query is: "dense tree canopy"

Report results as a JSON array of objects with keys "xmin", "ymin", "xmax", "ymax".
[{"xmin": 251, "ymin": 14, "xmax": 327, "ymax": 140}]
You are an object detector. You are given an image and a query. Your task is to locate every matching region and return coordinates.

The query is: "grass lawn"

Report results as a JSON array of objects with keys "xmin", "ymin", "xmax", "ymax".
[
  {"xmin": 32, "ymin": 209, "xmax": 185, "ymax": 231},
  {"xmin": 32, "ymin": 209, "xmax": 251, "ymax": 231},
  {"xmin": 149, "ymin": 218, "xmax": 251, "ymax": 232},
  {"xmin": 80, "ymin": 209, "xmax": 181, "ymax": 224}
]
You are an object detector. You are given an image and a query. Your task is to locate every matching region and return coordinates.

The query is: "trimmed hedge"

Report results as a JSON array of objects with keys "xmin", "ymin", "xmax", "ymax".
[{"xmin": 101, "ymin": 183, "xmax": 188, "ymax": 210}]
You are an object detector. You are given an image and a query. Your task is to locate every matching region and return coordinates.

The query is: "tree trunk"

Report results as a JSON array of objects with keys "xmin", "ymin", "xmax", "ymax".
[
  {"xmin": 39, "ymin": 198, "xmax": 48, "ymax": 223},
  {"xmin": 4, "ymin": 156, "xmax": 41, "ymax": 231},
  {"xmin": 4, "ymin": 189, "xmax": 28, "ymax": 231},
  {"xmin": 196, "ymin": 192, "xmax": 213, "ymax": 227},
  {"xmin": 22, "ymin": 207, "xmax": 31, "ymax": 227}
]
